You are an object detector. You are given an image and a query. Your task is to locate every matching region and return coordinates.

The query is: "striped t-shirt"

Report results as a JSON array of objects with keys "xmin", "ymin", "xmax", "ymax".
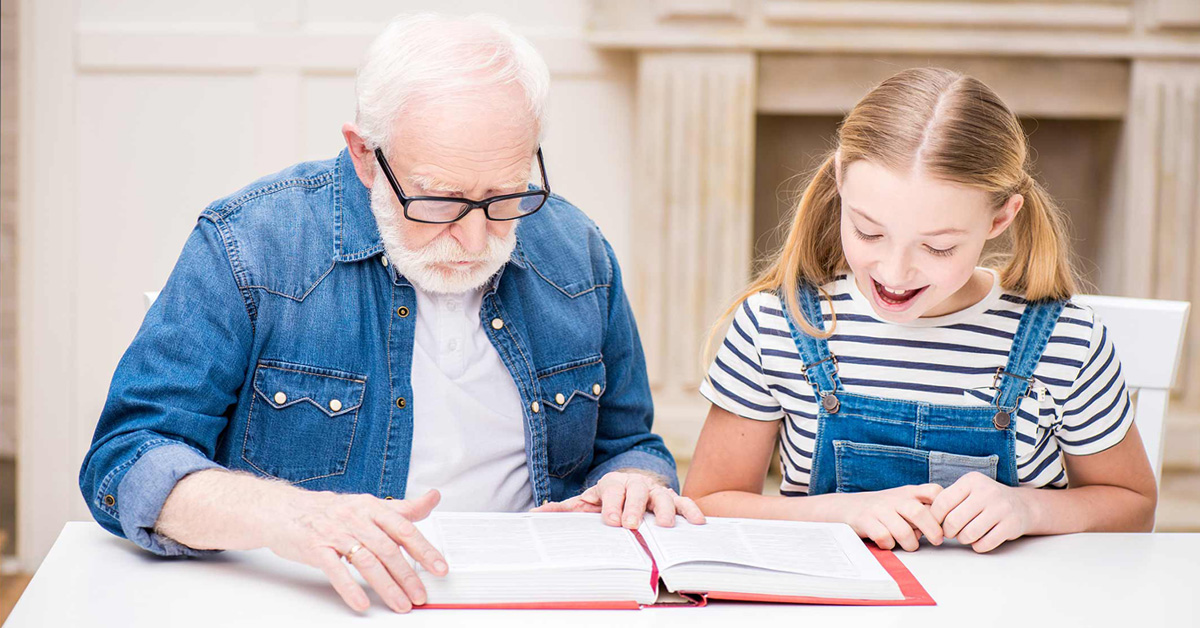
[{"xmin": 699, "ymin": 269, "xmax": 1133, "ymax": 496}]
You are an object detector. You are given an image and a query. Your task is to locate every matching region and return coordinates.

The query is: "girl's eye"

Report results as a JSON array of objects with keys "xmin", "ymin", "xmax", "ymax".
[
  {"xmin": 925, "ymin": 245, "xmax": 957, "ymax": 257},
  {"xmin": 852, "ymin": 227, "xmax": 882, "ymax": 242}
]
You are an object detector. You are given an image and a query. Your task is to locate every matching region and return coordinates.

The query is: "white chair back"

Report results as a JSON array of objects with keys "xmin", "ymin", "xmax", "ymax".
[{"xmin": 1073, "ymin": 295, "xmax": 1191, "ymax": 481}]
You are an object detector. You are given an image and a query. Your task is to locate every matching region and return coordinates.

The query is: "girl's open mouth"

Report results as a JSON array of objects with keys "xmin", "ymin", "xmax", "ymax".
[{"xmin": 872, "ymin": 279, "xmax": 927, "ymax": 310}]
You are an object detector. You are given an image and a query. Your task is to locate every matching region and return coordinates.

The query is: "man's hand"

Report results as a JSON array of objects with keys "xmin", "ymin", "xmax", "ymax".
[
  {"xmin": 533, "ymin": 471, "xmax": 706, "ymax": 528},
  {"xmin": 930, "ymin": 472, "xmax": 1033, "ymax": 553},
  {"xmin": 266, "ymin": 488, "xmax": 448, "ymax": 613}
]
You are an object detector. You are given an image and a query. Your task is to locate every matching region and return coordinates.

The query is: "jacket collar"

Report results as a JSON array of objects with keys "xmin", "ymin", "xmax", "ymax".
[{"xmin": 334, "ymin": 148, "xmax": 386, "ymax": 262}]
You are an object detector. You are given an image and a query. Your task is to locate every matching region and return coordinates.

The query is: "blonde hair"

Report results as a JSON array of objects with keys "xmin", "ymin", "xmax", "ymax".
[{"xmin": 708, "ymin": 67, "xmax": 1078, "ymax": 354}]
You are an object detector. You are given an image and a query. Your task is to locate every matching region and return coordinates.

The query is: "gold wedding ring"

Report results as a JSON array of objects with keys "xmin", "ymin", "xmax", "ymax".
[{"xmin": 344, "ymin": 543, "xmax": 364, "ymax": 561}]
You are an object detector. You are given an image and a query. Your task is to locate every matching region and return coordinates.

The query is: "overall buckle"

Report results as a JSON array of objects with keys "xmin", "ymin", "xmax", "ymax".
[
  {"xmin": 802, "ymin": 355, "xmax": 841, "ymax": 414},
  {"xmin": 990, "ymin": 368, "xmax": 1037, "ymax": 430}
]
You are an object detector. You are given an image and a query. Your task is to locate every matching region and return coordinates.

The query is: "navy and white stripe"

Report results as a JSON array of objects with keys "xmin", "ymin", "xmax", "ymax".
[{"xmin": 699, "ymin": 271, "xmax": 1133, "ymax": 495}]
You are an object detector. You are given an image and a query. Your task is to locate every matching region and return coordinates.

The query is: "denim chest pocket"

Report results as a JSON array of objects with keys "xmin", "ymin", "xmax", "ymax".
[
  {"xmin": 242, "ymin": 360, "xmax": 366, "ymax": 484},
  {"xmin": 538, "ymin": 359, "xmax": 605, "ymax": 478},
  {"xmin": 832, "ymin": 441, "xmax": 999, "ymax": 493}
]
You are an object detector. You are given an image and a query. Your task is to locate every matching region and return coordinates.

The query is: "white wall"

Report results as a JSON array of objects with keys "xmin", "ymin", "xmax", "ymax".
[{"xmin": 18, "ymin": 0, "xmax": 636, "ymax": 570}]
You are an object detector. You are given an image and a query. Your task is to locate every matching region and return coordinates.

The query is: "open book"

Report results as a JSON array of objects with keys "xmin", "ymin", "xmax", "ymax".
[{"xmin": 410, "ymin": 512, "xmax": 933, "ymax": 609}]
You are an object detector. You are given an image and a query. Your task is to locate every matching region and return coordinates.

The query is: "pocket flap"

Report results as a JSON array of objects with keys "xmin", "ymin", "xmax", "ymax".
[
  {"xmin": 537, "ymin": 359, "xmax": 606, "ymax": 411},
  {"xmin": 252, "ymin": 361, "xmax": 366, "ymax": 417}
]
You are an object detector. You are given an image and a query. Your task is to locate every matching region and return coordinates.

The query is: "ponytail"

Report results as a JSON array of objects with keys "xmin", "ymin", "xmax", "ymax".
[
  {"xmin": 999, "ymin": 176, "xmax": 1078, "ymax": 301},
  {"xmin": 701, "ymin": 154, "xmax": 843, "ymax": 370}
]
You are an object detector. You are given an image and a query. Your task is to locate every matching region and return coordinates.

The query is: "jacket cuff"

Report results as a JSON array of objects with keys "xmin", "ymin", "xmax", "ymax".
[
  {"xmin": 115, "ymin": 443, "xmax": 224, "ymax": 557},
  {"xmin": 585, "ymin": 448, "xmax": 680, "ymax": 492}
]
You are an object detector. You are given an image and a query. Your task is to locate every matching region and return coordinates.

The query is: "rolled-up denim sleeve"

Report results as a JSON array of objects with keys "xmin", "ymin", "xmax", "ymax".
[
  {"xmin": 79, "ymin": 214, "xmax": 254, "ymax": 556},
  {"xmin": 115, "ymin": 443, "xmax": 223, "ymax": 556},
  {"xmin": 584, "ymin": 239, "xmax": 680, "ymax": 492}
]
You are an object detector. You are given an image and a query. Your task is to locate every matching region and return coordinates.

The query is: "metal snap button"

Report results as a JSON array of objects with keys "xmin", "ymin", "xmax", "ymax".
[
  {"xmin": 274, "ymin": 391, "xmax": 287, "ymax": 405},
  {"xmin": 592, "ymin": 384, "xmax": 601, "ymax": 395},
  {"xmin": 103, "ymin": 494, "xmax": 116, "ymax": 507},
  {"xmin": 993, "ymin": 410, "xmax": 1011, "ymax": 429},
  {"xmin": 329, "ymin": 399, "xmax": 342, "ymax": 412},
  {"xmin": 821, "ymin": 394, "xmax": 840, "ymax": 414},
  {"xmin": 555, "ymin": 393, "xmax": 566, "ymax": 405},
  {"xmin": 397, "ymin": 306, "xmax": 409, "ymax": 318},
  {"xmin": 531, "ymin": 401, "xmax": 541, "ymax": 414},
  {"xmin": 491, "ymin": 318, "xmax": 504, "ymax": 330},
  {"xmin": 381, "ymin": 256, "xmax": 389, "ymax": 267},
  {"xmin": 396, "ymin": 397, "xmax": 407, "ymax": 409}
]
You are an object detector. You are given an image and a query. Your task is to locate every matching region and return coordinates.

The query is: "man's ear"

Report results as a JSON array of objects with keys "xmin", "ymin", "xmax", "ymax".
[
  {"xmin": 989, "ymin": 193, "xmax": 1024, "ymax": 239},
  {"xmin": 342, "ymin": 123, "xmax": 376, "ymax": 189}
]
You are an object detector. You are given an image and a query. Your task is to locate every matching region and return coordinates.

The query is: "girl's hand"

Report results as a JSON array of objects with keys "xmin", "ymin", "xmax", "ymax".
[
  {"xmin": 832, "ymin": 484, "xmax": 945, "ymax": 551},
  {"xmin": 930, "ymin": 472, "xmax": 1033, "ymax": 553}
]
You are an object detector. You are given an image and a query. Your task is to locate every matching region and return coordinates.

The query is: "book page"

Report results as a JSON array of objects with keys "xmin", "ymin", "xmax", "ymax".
[
  {"xmin": 416, "ymin": 512, "xmax": 651, "ymax": 573},
  {"xmin": 643, "ymin": 516, "xmax": 889, "ymax": 580}
]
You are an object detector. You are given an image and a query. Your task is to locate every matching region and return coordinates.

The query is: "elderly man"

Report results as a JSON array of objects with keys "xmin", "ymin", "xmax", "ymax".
[{"xmin": 79, "ymin": 13, "xmax": 702, "ymax": 613}]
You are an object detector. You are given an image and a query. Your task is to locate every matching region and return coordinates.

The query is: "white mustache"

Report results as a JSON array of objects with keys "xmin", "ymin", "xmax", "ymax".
[{"xmin": 369, "ymin": 170, "xmax": 517, "ymax": 294}]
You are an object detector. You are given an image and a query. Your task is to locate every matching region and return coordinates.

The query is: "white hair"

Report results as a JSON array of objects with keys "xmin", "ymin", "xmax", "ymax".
[{"xmin": 355, "ymin": 13, "xmax": 551, "ymax": 150}]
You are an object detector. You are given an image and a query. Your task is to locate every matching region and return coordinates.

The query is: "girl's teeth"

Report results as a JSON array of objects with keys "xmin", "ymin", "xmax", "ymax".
[{"xmin": 874, "ymin": 280, "xmax": 922, "ymax": 305}]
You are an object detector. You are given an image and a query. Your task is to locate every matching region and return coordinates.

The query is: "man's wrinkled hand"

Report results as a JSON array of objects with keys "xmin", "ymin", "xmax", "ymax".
[
  {"xmin": 267, "ymin": 488, "xmax": 447, "ymax": 613},
  {"xmin": 533, "ymin": 471, "xmax": 706, "ymax": 528}
]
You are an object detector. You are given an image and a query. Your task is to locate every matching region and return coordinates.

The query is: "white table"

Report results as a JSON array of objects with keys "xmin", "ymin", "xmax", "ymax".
[{"xmin": 8, "ymin": 522, "xmax": 1199, "ymax": 627}]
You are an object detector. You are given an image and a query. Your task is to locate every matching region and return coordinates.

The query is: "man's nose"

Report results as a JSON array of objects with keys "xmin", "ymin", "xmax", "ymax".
[{"xmin": 450, "ymin": 209, "xmax": 489, "ymax": 255}]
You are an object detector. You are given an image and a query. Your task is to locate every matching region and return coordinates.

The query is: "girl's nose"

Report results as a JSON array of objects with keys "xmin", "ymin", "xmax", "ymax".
[{"xmin": 878, "ymin": 248, "xmax": 917, "ymax": 286}]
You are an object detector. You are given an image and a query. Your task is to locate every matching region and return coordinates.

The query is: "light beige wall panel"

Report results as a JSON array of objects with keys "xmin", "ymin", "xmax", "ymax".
[
  {"xmin": 538, "ymin": 71, "xmax": 636, "ymax": 265},
  {"xmin": 300, "ymin": 74, "xmax": 356, "ymax": 161},
  {"xmin": 71, "ymin": 76, "xmax": 259, "ymax": 522},
  {"xmin": 303, "ymin": 0, "xmax": 589, "ymax": 28},
  {"xmin": 78, "ymin": 0, "xmax": 257, "ymax": 24}
]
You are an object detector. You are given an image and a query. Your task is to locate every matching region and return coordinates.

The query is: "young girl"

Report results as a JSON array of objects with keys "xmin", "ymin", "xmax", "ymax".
[{"xmin": 683, "ymin": 67, "xmax": 1157, "ymax": 554}]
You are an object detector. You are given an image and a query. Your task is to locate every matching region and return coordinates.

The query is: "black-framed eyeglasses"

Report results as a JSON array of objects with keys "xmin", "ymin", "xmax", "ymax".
[{"xmin": 373, "ymin": 146, "xmax": 550, "ymax": 224}]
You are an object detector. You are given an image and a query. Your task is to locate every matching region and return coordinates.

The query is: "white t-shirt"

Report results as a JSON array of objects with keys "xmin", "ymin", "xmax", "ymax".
[
  {"xmin": 699, "ymin": 269, "xmax": 1133, "ymax": 496},
  {"xmin": 404, "ymin": 284, "xmax": 535, "ymax": 512}
]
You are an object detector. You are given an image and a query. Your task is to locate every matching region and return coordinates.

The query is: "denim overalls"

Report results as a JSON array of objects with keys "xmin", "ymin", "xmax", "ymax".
[{"xmin": 784, "ymin": 282, "xmax": 1065, "ymax": 495}]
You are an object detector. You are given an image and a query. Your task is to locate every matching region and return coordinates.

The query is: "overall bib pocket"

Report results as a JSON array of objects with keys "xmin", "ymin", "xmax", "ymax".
[
  {"xmin": 537, "ymin": 358, "xmax": 605, "ymax": 478},
  {"xmin": 242, "ymin": 360, "xmax": 366, "ymax": 484},
  {"xmin": 833, "ymin": 440, "xmax": 999, "ymax": 493}
]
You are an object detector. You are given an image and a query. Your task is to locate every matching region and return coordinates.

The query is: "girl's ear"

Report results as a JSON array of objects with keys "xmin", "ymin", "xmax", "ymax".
[{"xmin": 989, "ymin": 193, "xmax": 1024, "ymax": 239}]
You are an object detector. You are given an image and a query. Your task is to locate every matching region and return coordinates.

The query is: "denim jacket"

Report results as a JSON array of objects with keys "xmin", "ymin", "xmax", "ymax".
[{"xmin": 79, "ymin": 149, "xmax": 677, "ymax": 556}]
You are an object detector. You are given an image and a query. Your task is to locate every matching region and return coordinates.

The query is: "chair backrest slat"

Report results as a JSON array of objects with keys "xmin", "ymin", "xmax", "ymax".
[{"xmin": 1073, "ymin": 295, "xmax": 1190, "ymax": 480}]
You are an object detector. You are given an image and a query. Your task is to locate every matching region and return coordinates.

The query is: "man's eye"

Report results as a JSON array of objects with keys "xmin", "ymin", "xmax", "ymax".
[{"xmin": 852, "ymin": 227, "xmax": 882, "ymax": 241}]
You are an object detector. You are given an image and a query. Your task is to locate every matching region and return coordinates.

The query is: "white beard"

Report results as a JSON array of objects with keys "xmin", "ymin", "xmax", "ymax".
[{"xmin": 370, "ymin": 170, "xmax": 517, "ymax": 295}]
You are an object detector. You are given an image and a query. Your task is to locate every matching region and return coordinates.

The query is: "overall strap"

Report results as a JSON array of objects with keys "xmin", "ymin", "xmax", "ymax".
[
  {"xmin": 993, "ymin": 298, "xmax": 1067, "ymax": 411},
  {"xmin": 783, "ymin": 282, "xmax": 842, "ymax": 396}
]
